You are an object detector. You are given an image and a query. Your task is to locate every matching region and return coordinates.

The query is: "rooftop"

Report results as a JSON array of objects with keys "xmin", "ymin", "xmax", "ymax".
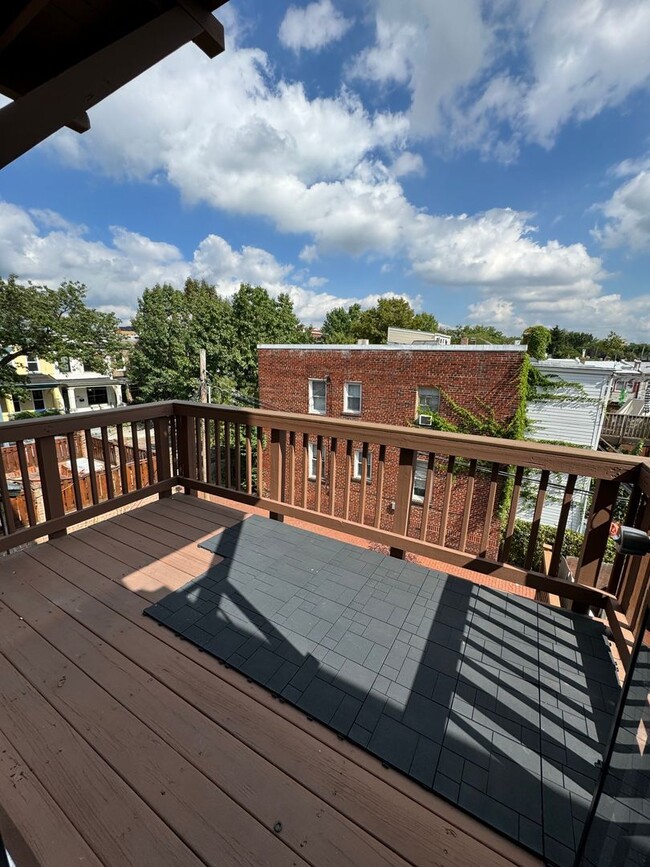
[{"xmin": 258, "ymin": 344, "xmax": 527, "ymax": 352}]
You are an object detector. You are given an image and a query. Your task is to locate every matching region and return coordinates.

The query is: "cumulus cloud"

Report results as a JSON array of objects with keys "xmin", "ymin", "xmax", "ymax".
[
  {"xmin": 593, "ymin": 155, "xmax": 650, "ymax": 250},
  {"xmin": 352, "ymin": 0, "xmax": 650, "ymax": 156},
  {"xmin": 0, "ymin": 200, "xmax": 399, "ymax": 326},
  {"xmin": 279, "ymin": 0, "xmax": 353, "ymax": 52}
]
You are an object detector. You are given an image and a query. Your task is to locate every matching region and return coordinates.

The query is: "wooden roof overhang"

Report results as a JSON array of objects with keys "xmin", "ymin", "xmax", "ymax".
[{"xmin": 0, "ymin": 0, "xmax": 229, "ymax": 169}]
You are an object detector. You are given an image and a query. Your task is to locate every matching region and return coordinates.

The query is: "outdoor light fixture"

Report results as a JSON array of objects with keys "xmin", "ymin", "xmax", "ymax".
[{"xmin": 610, "ymin": 522, "xmax": 650, "ymax": 556}]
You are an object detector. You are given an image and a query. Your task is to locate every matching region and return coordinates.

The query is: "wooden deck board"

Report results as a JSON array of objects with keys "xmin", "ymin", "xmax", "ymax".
[{"xmin": 0, "ymin": 496, "xmax": 541, "ymax": 867}]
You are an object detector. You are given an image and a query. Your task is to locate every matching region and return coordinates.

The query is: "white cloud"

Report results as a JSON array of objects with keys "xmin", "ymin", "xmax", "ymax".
[
  {"xmin": 593, "ymin": 155, "xmax": 650, "ymax": 250},
  {"xmin": 279, "ymin": 0, "xmax": 353, "ymax": 52},
  {"xmin": 352, "ymin": 0, "xmax": 650, "ymax": 156}
]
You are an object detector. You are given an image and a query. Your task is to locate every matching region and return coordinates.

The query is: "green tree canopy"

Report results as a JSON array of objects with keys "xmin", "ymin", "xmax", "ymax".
[
  {"xmin": 450, "ymin": 324, "xmax": 510, "ymax": 345},
  {"xmin": 522, "ymin": 325, "xmax": 552, "ymax": 360},
  {"xmin": 0, "ymin": 276, "xmax": 122, "ymax": 395},
  {"xmin": 321, "ymin": 303, "xmax": 362, "ymax": 343},
  {"xmin": 127, "ymin": 281, "xmax": 310, "ymax": 403}
]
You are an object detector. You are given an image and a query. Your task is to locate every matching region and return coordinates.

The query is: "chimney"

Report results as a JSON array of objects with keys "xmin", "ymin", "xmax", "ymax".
[
  {"xmin": 356, "ymin": 339, "xmax": 370, "ymax": 345},
  {"xmin": 460, "ymin": 337, "xmax": 469, "ymax": 345}
]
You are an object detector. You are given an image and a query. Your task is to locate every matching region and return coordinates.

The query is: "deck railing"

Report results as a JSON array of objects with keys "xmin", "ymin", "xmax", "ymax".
[
  {"xmin": 601, "ymin": 412, "xmax": 650, "ymax": 443},
  {"xmin": 1, "ymin": 401, "xmax": 649, "ymax": 669}
]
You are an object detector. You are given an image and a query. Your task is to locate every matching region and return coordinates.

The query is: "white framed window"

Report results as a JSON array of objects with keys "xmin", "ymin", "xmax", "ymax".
[
  {"xmin": 417, "ymin": 386, "xmax": 440, "ymax": 414},
  {"xmin": 87, "ymin": 386, "xmax": 109, "ymax": 405},
  {"xmin": 308, "ymin": 441, "xmax": 326, "ymax": 480},
  {"xmin": 26, "ymin": 356, "xmax": 39, "ymax": 373},
  {"xmin": 344, "ymin": 381, "xmax": 362, "ymax": 415},
  {"xmin": 352, "ymin": 448, "xmax": 372, "ymax": 482},
  {"xmin": 308, "ymin": 379, "xmax": 327, "ymax": 414},
  {"xmin": 412, "ymin": 457, "xmax": 428, "ymax": 504}
]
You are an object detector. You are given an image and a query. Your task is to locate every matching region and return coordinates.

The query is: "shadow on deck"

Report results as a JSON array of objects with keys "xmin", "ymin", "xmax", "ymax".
[{"xmin": 145, "ymin": 512, "xmax": 620, "ymax": 867}]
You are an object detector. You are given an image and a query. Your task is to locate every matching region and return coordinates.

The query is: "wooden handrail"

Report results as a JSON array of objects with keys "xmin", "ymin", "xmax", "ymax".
[{"xmin": 172, "ymin": 401, "xmax": 643, "ymax": 482}]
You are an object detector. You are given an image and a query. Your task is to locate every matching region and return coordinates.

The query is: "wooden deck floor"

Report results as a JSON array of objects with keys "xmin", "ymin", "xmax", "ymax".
[{"xmin": 0, "ymin": 494, "xmax": 541, "ymax": 867}]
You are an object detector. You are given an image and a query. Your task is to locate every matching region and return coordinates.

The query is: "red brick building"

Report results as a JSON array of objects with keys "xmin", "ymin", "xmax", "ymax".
[{"xmin": 257, "ymin": 344, "xmax": 526, "ymax": 557}]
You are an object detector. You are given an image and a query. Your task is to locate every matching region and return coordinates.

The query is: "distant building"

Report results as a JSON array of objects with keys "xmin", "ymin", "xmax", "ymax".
[
  {"xmin": 387, "ymin": 326, "xmax": 451, "ymax": 345},
  {"xmin": 0, "ymin": 355, "xmax": 125, "ymax": 420},
  {"xmin": 258, "ymin": 342, "xmax": 526, "ymax": 557}
]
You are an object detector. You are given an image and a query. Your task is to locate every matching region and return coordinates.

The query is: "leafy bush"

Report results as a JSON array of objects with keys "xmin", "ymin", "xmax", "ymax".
[
  {"xmin": 505, "ymin": 519, "xmax": 616, "ymax": 572},
  {"xmin": 11, "ymin": 409, "xmax": 62, "ymax": 420}
]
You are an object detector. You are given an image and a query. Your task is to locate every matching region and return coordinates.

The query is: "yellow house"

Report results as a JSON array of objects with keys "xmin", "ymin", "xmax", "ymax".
[{"xmin": 0, "ymin": 354, "xmax": 124, "ymax": 420}]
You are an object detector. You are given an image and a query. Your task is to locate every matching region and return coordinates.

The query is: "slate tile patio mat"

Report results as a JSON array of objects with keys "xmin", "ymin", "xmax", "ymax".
[{"xmin": 144, "ymin": 515, "xmax": 619, "ymax": 865}]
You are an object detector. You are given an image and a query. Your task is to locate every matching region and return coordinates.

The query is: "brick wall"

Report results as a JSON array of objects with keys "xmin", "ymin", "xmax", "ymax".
[{"xmin": 257, "ymin": 347, "xmax": 525, "ymax": 558}]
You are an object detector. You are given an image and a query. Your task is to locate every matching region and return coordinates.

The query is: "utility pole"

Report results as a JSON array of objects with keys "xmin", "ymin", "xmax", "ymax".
[{"xmin": 198, "ymin": 349, "xmax": 207, "ymax": 481}]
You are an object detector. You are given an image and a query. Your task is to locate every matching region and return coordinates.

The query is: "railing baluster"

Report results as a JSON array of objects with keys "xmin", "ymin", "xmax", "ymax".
[
  {"xmin": 525, "ymin": 469, "xmax": 550, "ymax": 570},
  {"xmin": 373, "ymin": 444, "xmax": 386, "ymax": 529},
  {"xmin": 144, "ymin": 420, "xmax": 155, "ymax": 484},
  {"xmin": 115, "ymin": 423, "xmax": 129, "ymax": 495},
  {"xmin": 84, "ymin": 429, "xmax": 99, "ymax": 504},
  {"xmin": 225, "ymin": 421, "xmax": 232, "ymax": 489},
  {"xmin": 500, "ymin": 465, "xmax": 524, "ymax": 563},
  {"xmin": 100, "ymin": 426, "xmax": 115, "ymax": 500},
  {"xmin": 576, "ymin": 479, "xmax": 620, "ymax": 589},
  {"xmin": 35, "ymin": 435, "xmax": 66, "ymax": 538},
  {"xmin": 0, "ymin": 444, "xmax": 16, "ymax": 534},
  {"xmin": 130, "ymin": 422, "xmax": 142, "ymax": 490},
  {"xmin": 153, "ymin": 417, "xmax": 172, "ymax": 498},
  {"xmin": 479, "ymin": 462, "xmax": 500, "ymax": 559},
  {"xmin": 246, "ymin": 425, "xmax": 253, "ymax": 495},
  {"xmin": 269, "ymin": 428, "xmax": 285, "ymax": 521},
  {"xmin": 204, "ymin": 417, "xmax": 211, "ymax": 483},
  {"xmin": 176, "ymin": 415, "xmax": 197, "ymax": 495},
  {"xmin": 459, "ymin": 458, "xmax": 477, "ymax": 551},
  {"xmin": 256, "ymin": 426, "xmax": 264, "ymax": 496},
  {"xmin": 287, "ymin": 431, "xmax": 296, "ymax": 505},
  {"xmin": 169, "ymin": 416, "xmax": 178, "ymax": 477},
  {"xmin": 301, "ymin": 433, "xmax": 309, "ymax": 509},
  {"xmin": 438, "ymin": 455, "xmax": 455, "ymax": 546},
  {"xmin": 65, "ymin": 433, "xmax": 83, "ymax": 511},
  {"xmin": 358, "ymin": 442, "xmax": 369, "ymax": 525},
  {"xmin": 419, "ymin": 452, "xmax": 436, "ymax": 541},
  {"xmin": 16, "ymin": 440, "xmax": 36, "ymax": 526},
  {"xmin": 343, "ymin": 440, "xmax": 352, "ymax": 521},
  {"xmin": 215, "ymin": 420, "xmax": 223, "ymax": 487},
  {"xmin": 391, "ymin": 448, "xmax": 415, "ymax": 559},
  {"xmin": 329, "ymin": 437, "xmax": 338, "ymax": 517},
  {"xmin": 235, "ymin": 422, "xmax": 242, "ymax": 491},
  {"xmin": 315, "ymin": 434, "xmax": 323, "ymax": 512},
  {"xmin": 549, "ymin": 473, "xmax": 577, "ymax": 577}
]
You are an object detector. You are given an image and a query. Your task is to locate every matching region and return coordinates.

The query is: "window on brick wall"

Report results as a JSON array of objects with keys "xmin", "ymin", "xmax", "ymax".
[
  {"xmin": 344, "ymin": 381, "xmax": 362, "ymax": 414},
  {"xmin": 308, "ymin": 379, "xmax": 327, "ymax": 414},
  {"xmin": 352, "ymin": 448, "xmax": 372, "ymax": 482},
  {"xmin": 308, "ymin": 441, "xmax": 326, "ymax": 480},
  {"xmin": 412, "ymin": 457, "xmax": 428, "ymax": 504},
  {"xmin": 417, "ymin": 386, "xmax": 440, "ymax": 417}
]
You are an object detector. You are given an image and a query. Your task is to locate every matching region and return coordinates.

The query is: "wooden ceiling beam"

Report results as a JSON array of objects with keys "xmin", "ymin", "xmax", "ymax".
[
  {"xmin": 177, "ymin": 0, "xmax": 225, "ymax": 59},
  {"xmin": 0, "ymin": 0, "xmax": 51, "ymax": 55},
  {"xmin": 0, "ymin": 5, "xmax": 226, "ymax": 169}
]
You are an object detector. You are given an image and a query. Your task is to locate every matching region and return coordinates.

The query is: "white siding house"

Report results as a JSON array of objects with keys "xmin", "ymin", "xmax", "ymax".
[{"xmin": 519, "ymin": 360, "xmax": 619, "ymax": 533}]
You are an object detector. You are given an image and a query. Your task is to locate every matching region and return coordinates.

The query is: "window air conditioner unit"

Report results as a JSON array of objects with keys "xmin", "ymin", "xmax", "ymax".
[{"xmin": 418, "ymin": 414, "xmax": 432, "ymax": 426}]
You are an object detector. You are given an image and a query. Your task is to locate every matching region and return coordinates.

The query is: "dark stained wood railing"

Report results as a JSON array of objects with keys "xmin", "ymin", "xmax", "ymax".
[{"xmin": 1, "ymin": 401, "xmax": 649, "ymax": 671}]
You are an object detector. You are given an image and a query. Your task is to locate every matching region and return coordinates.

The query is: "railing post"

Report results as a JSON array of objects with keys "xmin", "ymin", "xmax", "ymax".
[
  {"xmin": 153, "ymin": 417, "xmax": 173, "ymax": 498},
  {"xmin": 35, "ymin": 435, "xmax": 67, "ymax": 539},
  {"xmin": 390, "ymin": 448, "xmax": 415, "ymax": 559},
  {"xmin": 176, "ymin": 414, "xmax": 197, "ymax": 496},
  {"xmin": 269, "ymin": 428, "xmax": 286, "ymax": 522},
  {"xmin": 575, "ymin": 479, "xmax": 620, "ymax": 611}
]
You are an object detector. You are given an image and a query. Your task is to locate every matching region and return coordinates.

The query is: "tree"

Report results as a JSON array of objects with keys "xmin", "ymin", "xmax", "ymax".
[
  {"xmin": 451, "ymin": 324, "xmax": 510, "ymax": 345},
  {"xmin": 597, "ymin": 331, "xmax": 627, "ymax": 360},
  {"xmin": 127, "ymin": 283, "xmax": 197, "ymax": 402},
  {"xmin": 353, "ymin": 298, "xmax": 439, "ymax": 344},
  {"xmin": 321, "ymin": 303, "xmax": 362, "ymax": 343},
  {"xmin": 0, "ymin": 276, "xmax": 122, "ymax": 396},
  {"xmin": 522, "ymin": 325, "xmax": 552, "ymax": 360},
  {"xmin": 230, "ymin": 284, "xmax": 311, "ymax": 395}
]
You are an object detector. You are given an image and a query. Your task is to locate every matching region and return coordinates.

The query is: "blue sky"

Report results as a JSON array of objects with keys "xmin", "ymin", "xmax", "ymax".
[{"xmin": 1, "ymin": 0, "xmax": 650, "ymax": 340}]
